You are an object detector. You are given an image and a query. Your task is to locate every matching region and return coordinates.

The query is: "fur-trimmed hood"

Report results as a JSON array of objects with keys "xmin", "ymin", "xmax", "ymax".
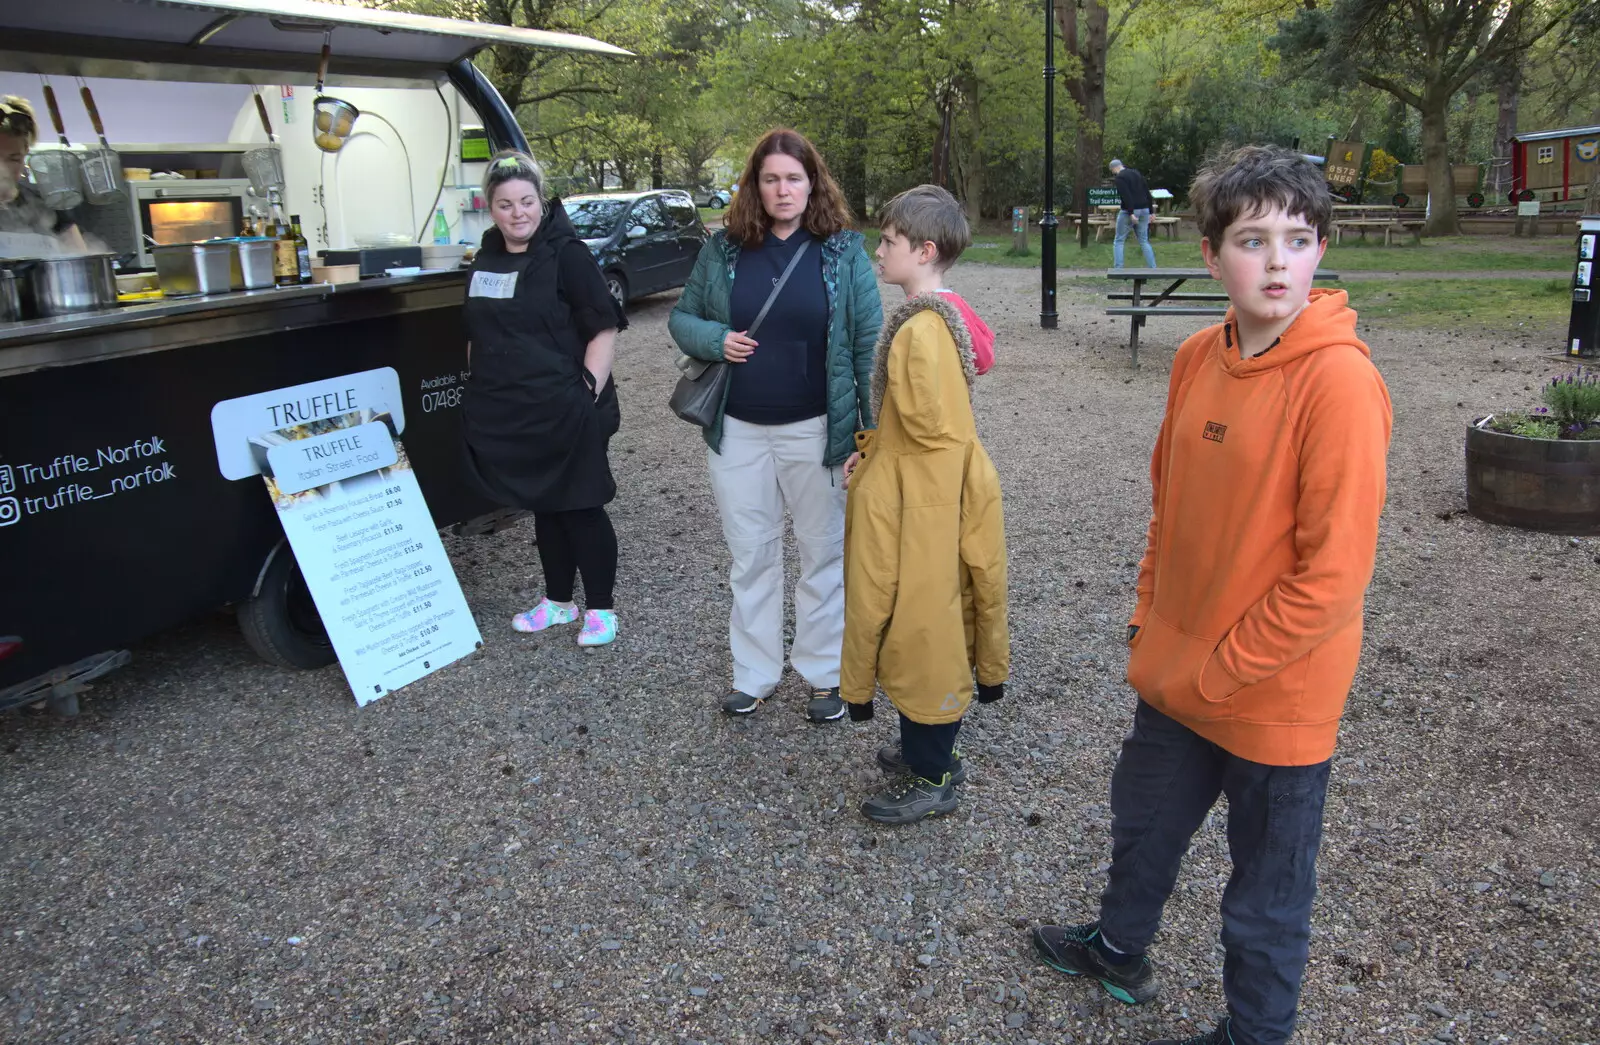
[{"xmin": 870, "ymin": 292, "xmax": 978, "ymax": 422}]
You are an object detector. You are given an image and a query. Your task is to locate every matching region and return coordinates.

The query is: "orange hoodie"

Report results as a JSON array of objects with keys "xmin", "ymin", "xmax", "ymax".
[{"xmin": 1126, "ymin": 289, "xmax": 1392, "ymax": 766}]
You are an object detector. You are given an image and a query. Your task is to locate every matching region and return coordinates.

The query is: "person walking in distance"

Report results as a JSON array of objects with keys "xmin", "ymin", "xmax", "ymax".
[{"xmin": 1109, "ymin": 158, "xmax": 1158, "ymax": 270}]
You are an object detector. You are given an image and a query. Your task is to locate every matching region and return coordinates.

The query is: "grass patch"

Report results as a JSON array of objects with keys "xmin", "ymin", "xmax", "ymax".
[
  {"xmin": 955, "ymin": 232, "xmax": 1571, "ymax": 273},
  {"xmin": 698, "ymin": 207, "xmax": 726, "ymax": 227},
  {"xmin": 1346, "ymin": 278, "xmax": 1572, "ymax": 329},
  {"xmin": 1055, "ymin": 274, "xmax": 1572, "ymax": 331}
]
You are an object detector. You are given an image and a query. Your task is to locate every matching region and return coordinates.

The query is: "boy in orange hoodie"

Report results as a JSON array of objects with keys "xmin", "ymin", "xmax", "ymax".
[{"xmin": 1031, "ymin": 146, "xmax": 1392, "ymax": 1045}]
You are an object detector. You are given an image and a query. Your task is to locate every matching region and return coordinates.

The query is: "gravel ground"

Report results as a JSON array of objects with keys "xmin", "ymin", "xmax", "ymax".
[{"xmin": 2, "ymin": 265, "xmax": 1597, "ymax": 1045}]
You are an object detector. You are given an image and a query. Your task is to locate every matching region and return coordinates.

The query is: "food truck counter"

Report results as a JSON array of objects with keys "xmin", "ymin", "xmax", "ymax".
[{"xmin": 0, "ymin": 271, "xmax": 469, "ymax": 373}]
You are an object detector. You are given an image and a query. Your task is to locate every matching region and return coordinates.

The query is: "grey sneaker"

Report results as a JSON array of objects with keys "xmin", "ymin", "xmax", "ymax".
[
  {"xmin": 1031, "ymin": 921, "xmax": 1159, "ymax": 1004},
  {"xmin": 805, "ymin": 686, "xmax": 846, "ymax": 723},
  {"xmin": 860, "ymin": 774, "xmax": 958, "ymax": 824},
  {"xmin": 721, "ymin": 690, "xmax": 763, "ymax": 715},
  {"xmin": 876, "ymin": 744, "xmax": 969, "ymax": 785}
]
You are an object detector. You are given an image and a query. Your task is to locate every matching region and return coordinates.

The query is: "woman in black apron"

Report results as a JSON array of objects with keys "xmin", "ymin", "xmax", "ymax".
[{"xmin": 463, "ymin": 152, "xmax": 626, "ymax": 646}]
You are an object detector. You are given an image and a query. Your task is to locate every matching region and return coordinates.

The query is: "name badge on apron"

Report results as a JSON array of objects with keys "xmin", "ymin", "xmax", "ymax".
[{"xmin": 470, "ymin": 270, "xmax": 519, "ymax": 299}]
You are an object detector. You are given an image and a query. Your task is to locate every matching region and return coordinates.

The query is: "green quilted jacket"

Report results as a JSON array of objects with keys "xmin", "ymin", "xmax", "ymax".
[{"xmin": 668, "ymin": 228, "xmax": 883, "ymax": 466}]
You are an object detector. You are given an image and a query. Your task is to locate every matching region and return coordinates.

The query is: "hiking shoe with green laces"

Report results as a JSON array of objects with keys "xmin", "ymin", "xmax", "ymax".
[
  {"xmin": 860, "ymin": 774, "xmax": 958, "ymax": 824},
  {"xmin": 876, "ymin": 743, "xmax": 969, "ymax": 785},
  {"xmin": 721, "ymin": 690, "xmax": 763, "ymax": 715},
  {"xmin": 805, "ymin": 686, "xmax": 846, "ymax": 723},
  {"xmin": 1031, "ymin": 921, "xmax": 1160, "ymax": 1004},
  {"xmin": 1147, "ymin": 1018, "xmax": 1234, "ymax": 1045}
]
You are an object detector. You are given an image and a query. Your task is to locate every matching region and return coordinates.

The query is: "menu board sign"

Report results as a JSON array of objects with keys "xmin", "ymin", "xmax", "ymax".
[{"xmin": 214, "ymin": 372, "xmax": 482, "ymax": 704}]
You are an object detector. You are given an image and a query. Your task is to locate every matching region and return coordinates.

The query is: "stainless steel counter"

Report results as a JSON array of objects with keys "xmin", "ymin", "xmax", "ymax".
[{"xmin": 0, "ymin": 270, "xmax": 468, "ymax": 378}]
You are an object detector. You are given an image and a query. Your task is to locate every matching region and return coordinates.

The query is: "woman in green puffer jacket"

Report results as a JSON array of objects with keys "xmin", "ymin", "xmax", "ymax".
[{"xmin": 669, "ymin": 127, "xmax": 883, "ymax": 724}]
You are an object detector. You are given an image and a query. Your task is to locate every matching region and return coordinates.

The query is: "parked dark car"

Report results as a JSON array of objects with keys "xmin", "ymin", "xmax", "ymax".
[{"xmin": 565, "ymin": 190, "xmax": 709, "ymax": 308}]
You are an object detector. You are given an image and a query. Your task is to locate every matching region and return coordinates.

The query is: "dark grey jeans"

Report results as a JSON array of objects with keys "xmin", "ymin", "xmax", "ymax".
[{"xmin": 1098, "ymin": 700, "xmax": 1332, "ymax": 1045}]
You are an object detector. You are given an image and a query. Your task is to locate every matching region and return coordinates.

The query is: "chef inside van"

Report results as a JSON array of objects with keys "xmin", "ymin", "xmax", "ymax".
[{"xmin": 0, "ymin": 95, "xmax": 91, "ymax": 256}]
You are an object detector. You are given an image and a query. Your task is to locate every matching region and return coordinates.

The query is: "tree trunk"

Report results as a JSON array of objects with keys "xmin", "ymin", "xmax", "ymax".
[
  {"xmin": 1057, "ymin": 0, "xmax": 1110, "ymax": 249},
  {"xmin": 651, "ymin": 149, "xmax": 664, "ymax": 190},
  {"xmin": 956, "ymin": 73, "xmax": 983, "ymax": 224},
  {"xmin": 1488, "ymin": 63, "xmax": 1520, "ymax": 202},
  {"xmin": 840, "ymin": 112, "xmax": 869, "ymax": 222},
  {"xmin": 1453, "ymin": 89, "xmax": 1481, "ymax": 163},
  {"xmin": 932, "ymin": 89, "xmax": 953, "ymax": 189},
  {"xmin": 1420, "ymin": 93, "xmax": 1460, "ymax": 236}
]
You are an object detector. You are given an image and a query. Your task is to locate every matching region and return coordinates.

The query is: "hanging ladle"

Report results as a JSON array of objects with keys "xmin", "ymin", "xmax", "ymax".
[{"xmin": 311, "ymin": 30, "xmax": 359, "ymax": 153}]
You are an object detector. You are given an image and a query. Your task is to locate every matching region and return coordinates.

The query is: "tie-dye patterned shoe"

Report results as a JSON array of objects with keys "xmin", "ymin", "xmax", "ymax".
[
  {"xmin": 577, "ymin": 609, "xmax": 617, "ymax": 647},
  {"xmin": 511, "ymin": 598, "xmax": 580, "ymax": 633}
]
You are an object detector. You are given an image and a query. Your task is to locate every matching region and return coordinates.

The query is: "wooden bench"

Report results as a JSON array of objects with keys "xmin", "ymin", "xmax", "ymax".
[
  {"xmin": 1104, "ymin": 268, "xmax": 1340, "ymax": 368},
  {"xmin": 1332, "ymin": 219, "xmax": 1424, "ymax": 246}
]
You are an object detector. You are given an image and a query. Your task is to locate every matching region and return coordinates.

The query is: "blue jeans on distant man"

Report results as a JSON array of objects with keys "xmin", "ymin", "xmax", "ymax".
[{"xmin": 1114, "ymin": 208, "xmax": 1157, "ymax": 268}]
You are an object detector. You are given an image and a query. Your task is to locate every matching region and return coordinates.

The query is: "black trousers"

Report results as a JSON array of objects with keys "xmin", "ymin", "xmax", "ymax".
[
  {"xmin": 899, "ymin": 712, "xmax": 962, "ymax": 782},
  {"xmin": 1098, "ymin": 700, "xmax": 1331, "ymax": 1045},
  {"xmin": 534, "ymin": 507, "xmax": 617, "ymax": 610}
]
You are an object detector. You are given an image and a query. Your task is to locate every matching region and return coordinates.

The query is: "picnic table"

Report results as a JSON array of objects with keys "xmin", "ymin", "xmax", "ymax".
[
  {"xmin": 1082, "ymin": 205, "xmax": 1182, "ymax": 242},
  {"xmin": 1105, "ymin": 267, "xmax": 1341, "ymax": 368},
  {"xmin": 1330, "ymin": 205, "xmax": 1423, "ymax": 246}
]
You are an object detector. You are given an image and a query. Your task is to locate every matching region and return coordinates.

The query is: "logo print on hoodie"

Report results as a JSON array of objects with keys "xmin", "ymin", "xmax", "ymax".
[{"xmin": 1203, "ymin": 421, "xmax": 1228, "ymax": 443}]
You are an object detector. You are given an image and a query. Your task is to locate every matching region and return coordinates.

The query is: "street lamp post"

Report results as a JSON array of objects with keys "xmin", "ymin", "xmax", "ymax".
[{"xmin": 1040, "ymin": 0, "xmax": 1058, "ymax": 329}]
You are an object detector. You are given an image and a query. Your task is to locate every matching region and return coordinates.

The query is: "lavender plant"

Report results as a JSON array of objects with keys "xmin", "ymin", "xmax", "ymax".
[{"xmin": 1541, "ymin": 368, "xmax": 1600, "ymax": 426}]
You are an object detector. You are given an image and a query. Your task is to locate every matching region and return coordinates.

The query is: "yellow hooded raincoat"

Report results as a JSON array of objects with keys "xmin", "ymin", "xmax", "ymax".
[{"xmin": 841, "ymin": 294, "xmax": 1009, "ymax": 724}]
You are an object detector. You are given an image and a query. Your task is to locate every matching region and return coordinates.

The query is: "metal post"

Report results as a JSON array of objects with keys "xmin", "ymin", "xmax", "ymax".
[{"xmin": 1040, "ymin": 0, "xmax": 1058, "ymax": 329}]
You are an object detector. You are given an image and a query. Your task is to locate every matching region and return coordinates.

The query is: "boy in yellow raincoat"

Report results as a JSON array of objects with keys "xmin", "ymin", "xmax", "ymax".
[{"xmin": 841, "ymin": 185, "xmax": 1010, "ymax": 824}]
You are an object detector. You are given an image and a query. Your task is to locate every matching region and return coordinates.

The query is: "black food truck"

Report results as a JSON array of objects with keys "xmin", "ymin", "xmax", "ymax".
[{"xmin": 0, "ymin": 0, "xmax": 629, "ymax": 713}]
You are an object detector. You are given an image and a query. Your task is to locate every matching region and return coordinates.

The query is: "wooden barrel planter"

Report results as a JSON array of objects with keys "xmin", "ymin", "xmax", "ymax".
[{"xmin": 1465, "ymin": 425, "xmax": 1600, "ymax": 535}]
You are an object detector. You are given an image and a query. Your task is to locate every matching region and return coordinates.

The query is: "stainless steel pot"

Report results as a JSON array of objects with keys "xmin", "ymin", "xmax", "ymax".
[
  {"xmin": 0, "ymin": 268, "xmax": 22, "ymax": 322},
  {"xmin": 17, "ymin": 254, "xmax": 118, "ymax": 316}
]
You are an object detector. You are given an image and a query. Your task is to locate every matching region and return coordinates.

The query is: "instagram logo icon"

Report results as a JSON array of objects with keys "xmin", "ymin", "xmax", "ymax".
[{"xmin": 0, "ymin": 496, "xmax": 18, "ymax": 527}]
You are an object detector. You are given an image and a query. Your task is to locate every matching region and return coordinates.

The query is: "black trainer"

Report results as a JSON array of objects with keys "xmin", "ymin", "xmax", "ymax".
[
  {"xmin": 805, "ymin": 686, "xmax": 846, "ymax": 722},
  {"xmin": 721, "ymin": 690, "xmax": 763, "ymax": 715},
  {"xmin": 876, "ymin": 743, "xmax": 969, "ymax": 785},
  {"xmin": 860, "ymin": 774, "xmax": 958, "ymax": 824},
  {"xmin": 1147, "ymin": 1018, "xmax": 1234, "ymax": 1045},
  {"xmin": 1031, "ymin": 921, "xmax": 1159, "ymax": 1004}
]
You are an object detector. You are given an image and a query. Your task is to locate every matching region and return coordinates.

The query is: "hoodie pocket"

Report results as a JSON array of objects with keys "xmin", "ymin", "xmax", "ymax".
[{"xmin": 1125, "ymin": 611, "xmax": 1233, "ymax": 722}]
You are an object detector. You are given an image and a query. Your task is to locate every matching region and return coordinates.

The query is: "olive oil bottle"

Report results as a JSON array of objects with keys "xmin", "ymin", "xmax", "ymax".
[{"xmin": 290, "ymin": 214, "xmax": 313, "ymax": 285}]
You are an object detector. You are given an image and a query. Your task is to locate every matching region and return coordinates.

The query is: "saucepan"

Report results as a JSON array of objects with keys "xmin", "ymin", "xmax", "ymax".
[{"xmin": 0, "ymin": 254, "xmax": 119, "ymax": 317}]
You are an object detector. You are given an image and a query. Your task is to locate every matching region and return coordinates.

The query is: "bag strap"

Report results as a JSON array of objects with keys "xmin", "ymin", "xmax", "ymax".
[{"xmin": 747, "ymin": 240, "xmax": 811, "ymax": 338}]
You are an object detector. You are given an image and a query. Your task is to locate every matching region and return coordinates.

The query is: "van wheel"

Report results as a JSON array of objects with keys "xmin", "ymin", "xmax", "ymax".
[
  {"xmin": 605, "ymin": 271, "xmax": 629, "ymax": 309},
  {"xmin": 238, "ymin": 545, "xmax": 336, "ymax": 670}
]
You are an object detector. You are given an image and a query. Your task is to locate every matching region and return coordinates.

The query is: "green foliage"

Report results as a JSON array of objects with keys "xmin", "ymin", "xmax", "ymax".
[
  {"xmin": 387, "ymin": 0, "xmax": 1598, "ymax": 225},
  {"xmin": 1541, "ymin": 369, "xmax": 1600, "ymax": 425},
  {"xmin": 1506, "ymin": 415, "xmax": 1562, "ymax": 440}
]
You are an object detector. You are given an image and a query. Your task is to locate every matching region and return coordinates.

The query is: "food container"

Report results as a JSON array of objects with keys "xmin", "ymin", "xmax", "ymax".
[
  {"xmin": 224, "ymin": 237, "xmax": 276, "ymax": 290},
  {"xmin": 311, "ymin": 264, "xmax": 360, "ymax": 285},
  {"xmin": 116, "ymin": 272, "xmax": 160, "ymax": 294},
  {"xmin": 12, "ymin": 254, "xmax": 118, "ymax": 316},
  {"xmin": 0, "ymin": 268, "xmax": 22, "ymax": 322},
  {"xmin": 122, "ymin": 167, "xmax": 152, "ymax": 181},
  {"xmin": 152, "ymin": 241, "xmax": 234, "ymax": 297},
  {"xmin": 420, "ymin": 243, "xmax": 468, "ymax": 269}
]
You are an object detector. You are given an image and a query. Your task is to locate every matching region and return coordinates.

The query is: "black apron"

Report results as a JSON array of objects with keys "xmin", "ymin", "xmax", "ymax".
[{"xmin": 461, "ymin": 210, "xmax": 621, "ymax": 513}]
